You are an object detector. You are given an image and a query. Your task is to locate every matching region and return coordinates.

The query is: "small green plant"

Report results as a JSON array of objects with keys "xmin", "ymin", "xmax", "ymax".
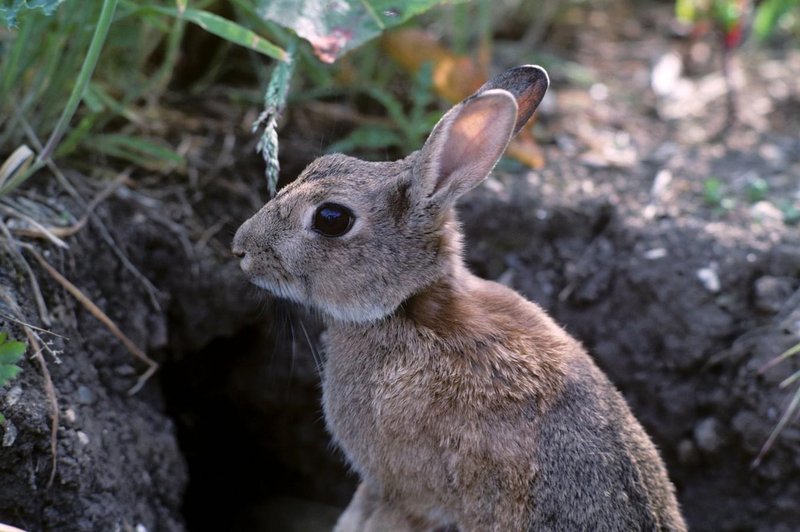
[
  {"xmin": 779, "ymin": 201, "xmax": 800, "ymax": 225},
  {"xmin": 0, "ymin": 332, "xmax": 27, "ymax": 424},
  {"xmin": 702, "ymin": 177, "xmax": 736, "ymax": 210},
  {"xmin": 745, "ymin": 177, "xmax": 769, "ymax": 203}
]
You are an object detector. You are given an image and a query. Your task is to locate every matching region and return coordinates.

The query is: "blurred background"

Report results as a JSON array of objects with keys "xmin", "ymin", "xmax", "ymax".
[{"xmin": 0, "ymin": 1, "xmax": 799, "ymax": 531}]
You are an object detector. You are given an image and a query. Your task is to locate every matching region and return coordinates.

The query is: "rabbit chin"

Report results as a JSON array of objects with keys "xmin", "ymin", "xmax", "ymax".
[
  {"xmin": 316, "ymin": 299, "xmax": 394, "ymax": 325},
  {"xmin": 251, "ymin": 277, "xmax": 305, "ymax": 305},
  {"xmin": 252, "ymin": 276, "xmax": 391, "ymax": 323}
]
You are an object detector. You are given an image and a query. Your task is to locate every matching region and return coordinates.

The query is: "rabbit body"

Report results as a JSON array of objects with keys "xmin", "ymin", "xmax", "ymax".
[
  {"xmin": 233, "ymin": 66, "xmax": 686, "ymax": 531},
  {"xmin": 324, "ymin": 267, "xmax": 684, "ymax": 532}
]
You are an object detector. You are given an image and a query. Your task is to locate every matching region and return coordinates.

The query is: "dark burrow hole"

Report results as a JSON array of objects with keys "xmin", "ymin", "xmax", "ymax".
[{"xmin": 161, "ymin": 319, "xmax": 356, "ymax": 531}]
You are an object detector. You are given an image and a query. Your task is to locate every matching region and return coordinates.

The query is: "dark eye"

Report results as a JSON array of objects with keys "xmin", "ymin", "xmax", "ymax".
[{"xmin": 312, "ymin": 203, "xmax": 355, "ymax": 237}]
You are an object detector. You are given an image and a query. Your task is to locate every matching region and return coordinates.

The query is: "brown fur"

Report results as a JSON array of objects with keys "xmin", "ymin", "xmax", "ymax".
[{"xmin": 232, "ymin": 66, "xmax": 686, "ymax": 531}]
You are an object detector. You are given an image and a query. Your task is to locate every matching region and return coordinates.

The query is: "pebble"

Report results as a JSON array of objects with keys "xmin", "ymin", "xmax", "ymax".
[
  {"xmin": 76, "ymin": 431, "xmax": 90, "ymax": 446},
  {"xmin": 644, "ymin": 248, "xmax": 667, "ymax": 260},
  {"xmin": 694, "ymin": 417, "xmax": 724, "ymax": 453},
  {"xmin": 751, "ymin": 201, "xmax": 784, "ymax": 223},
  {"xmin": 77, "ymin": 386, "xmax": 94, "ymax": 405},
  {"xmin": 2, "ymin": 421, "xmax": 17, "ymax": 447},
  {"xmin": 4, "ymin": 385, "xmax": 22, "ymax": 408},
  {"xmin": 696, "ymin": 267, "xmax": 721, "ymax": 293}
]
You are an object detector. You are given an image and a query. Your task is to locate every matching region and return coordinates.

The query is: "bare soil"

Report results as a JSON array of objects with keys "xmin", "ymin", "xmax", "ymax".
[{"xmin": 1, "ymin": 3, "xmax": 799, "ymax": 531}]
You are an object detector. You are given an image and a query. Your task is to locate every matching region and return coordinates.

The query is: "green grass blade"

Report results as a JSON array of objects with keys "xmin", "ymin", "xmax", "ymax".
[
  {"xmin": 40, "ymin": 0, "xmax": 120, "ymax": 161},
  {"xmin": 92, "ymin": 134, "xmax": 185, "ymax": 172},
  {"xmin": 151, "ymin": 6, "xmax": 287, "ymax": 61}
]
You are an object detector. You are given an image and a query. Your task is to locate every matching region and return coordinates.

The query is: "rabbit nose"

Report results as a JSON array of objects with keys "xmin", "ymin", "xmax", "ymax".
[{"xmin": 231, "ymin": 225, "xmax": 250, "ymax": 257}]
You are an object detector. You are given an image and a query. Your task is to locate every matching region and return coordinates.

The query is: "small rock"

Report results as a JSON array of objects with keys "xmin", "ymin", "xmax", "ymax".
[
  {"xmin": 135, "ymin": 524, "xmax": 149, "ymax": 532},
  {"xmin": 644, "ymin": 248, "xmax": 667, "ymax": 260},
  {"xmin": 77, "ymin": 386, "xmax": 94, "ymax": 405},
  {"xmin": 694, "ymin": 417, "xmax": 725, "ymax": 453},
  {"xmin": 76, "ymin": 431, "xmax": 90, "ymax": 446},
  {"xmin": 651, "ymin": 51, "xmax": 683, "ymax": 96},
  {"xmin": 64, "ymin": 408, "xmax": 77, "ymax": 424},
  {"xmin": 2, "ymin": 421, "xmax": 17, "ymax": 447},
  {"xmin": 754, "ymin": 276, "xmax": 795, "ymax": 314},
  {"xmin": 4, "ymin": 385, "xmax": 22, "ymax": 408},
  {"xmin": 697, "ymin": 267, "xmax": 721, "ymax": 293},
  {"xmin": 751, "ymin": 201, "xmax": 784, "ymax": 224},
  {"xmin": 650, "ymin": 169, "xmax": 672, "ymax": 200}
]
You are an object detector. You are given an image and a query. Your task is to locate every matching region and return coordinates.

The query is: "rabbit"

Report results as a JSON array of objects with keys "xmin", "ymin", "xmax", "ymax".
[{"xmin": 232, "ymin": 65, "xmax": 686, "ymax": 532}]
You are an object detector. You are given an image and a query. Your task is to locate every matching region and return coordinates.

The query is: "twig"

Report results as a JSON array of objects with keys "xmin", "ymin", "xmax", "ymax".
[
  {"xmin": 25, "ymin": 332, "xmax": 59, "ymax": 488},
  {"xmin": 0, "ymin": 287, "xmax": 59, "ymax": 489},
  {"xmin": 5, "ymin": 171, "xmax": 128, "ymax": 240},
  {"xmin": 25, "ymin": 247, "xmax": 158, "ymax": 395},
  {"xmin": 0, "ymin": 204, "xmax": 69, "ymax": 249},
  {"xmin": 0, "ymin": 220, "xmax": 51, "ymax": 326},
  {"xmin": 0, "ymin": 312, "xmax": 67, "ymax": 339}
]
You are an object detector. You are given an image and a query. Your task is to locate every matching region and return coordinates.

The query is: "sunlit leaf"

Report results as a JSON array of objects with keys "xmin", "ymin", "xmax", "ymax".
[
  {"xmin": 256, "ymin": 0, "xmax": 454, "ymax": 63},
  {"xmin": 754, "ymin": 0, "xmax": 800, "ymax": 40}
]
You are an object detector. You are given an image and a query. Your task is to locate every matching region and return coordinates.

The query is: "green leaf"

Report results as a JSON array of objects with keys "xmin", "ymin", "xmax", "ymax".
[
  {"xmin": 754, "ymin": 0, "xmax": 800, "ymax": 40},
  {"xmin": 92, "ymin": 134, "xmax": 185, "ymax": 172},
  {"xmin": 0, "ymin": 364, "xmax": 22, "ymax": 382},
  {"xmin": 0, "ymin": 0, "xmax": 66, "ymax": 28},
  {"xmin": 256, "ymin": 0, "xmax": 453, "ymax": 63},
  {"xmin": 151, "ymin": 6, "xmax": 287, "ymax": 61},
  {"xmin": 0, "ymin": 339, "xmax": 25, "ymax": 365}
]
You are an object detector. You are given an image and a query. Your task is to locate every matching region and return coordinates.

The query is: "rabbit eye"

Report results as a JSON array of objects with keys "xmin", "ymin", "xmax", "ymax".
[{"xmin": 313, "ymin": 203, "xmax": 355, "ymax": 237}]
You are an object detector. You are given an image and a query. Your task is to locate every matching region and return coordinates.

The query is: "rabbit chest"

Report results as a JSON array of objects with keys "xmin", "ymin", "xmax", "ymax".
[
  {"xmin": 321, "ymin": 319, "xmax": 544, "ymax": 515},
  {"xmin": 322, "ymin": 328, "xmax": 454, "ymax": 483}
]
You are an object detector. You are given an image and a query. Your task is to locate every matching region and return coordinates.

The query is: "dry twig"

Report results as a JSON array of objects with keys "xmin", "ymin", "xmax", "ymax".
[{"xmin": 0, "ymin": 287, "xmax": 59, "ymax": 488}]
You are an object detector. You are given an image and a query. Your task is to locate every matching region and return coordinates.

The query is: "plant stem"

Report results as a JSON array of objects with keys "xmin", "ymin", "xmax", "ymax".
[{"xmin": 40, "ymin": 0, "xmax": 119, "ymax": 162}]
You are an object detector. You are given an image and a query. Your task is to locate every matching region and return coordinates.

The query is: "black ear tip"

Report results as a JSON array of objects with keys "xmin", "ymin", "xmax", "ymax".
[
  {"xmin": 479, "ymin": 64, "xmax": 550, "ymax": 96},
  {"xmin": 519, "ymin": 64, "xmax": 550, "ymax": 87}
]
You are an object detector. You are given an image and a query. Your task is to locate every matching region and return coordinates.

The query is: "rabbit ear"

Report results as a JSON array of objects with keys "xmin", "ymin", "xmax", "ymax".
[
  {"xmin": 476, "ymin": 65, "xmax": 549, "ymax": 136},
  {"xmin": 415, "ymin": 89, "xmax": 518, "ymax": 204}
]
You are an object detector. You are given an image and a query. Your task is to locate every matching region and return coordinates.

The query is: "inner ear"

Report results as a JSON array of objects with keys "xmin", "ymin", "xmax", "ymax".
[{"xmin": 427, "ymin": 90, "xmax": 518, "ymax": 201}]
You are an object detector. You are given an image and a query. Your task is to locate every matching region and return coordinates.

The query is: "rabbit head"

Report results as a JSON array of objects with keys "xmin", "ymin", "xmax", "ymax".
[{"xmin": 232, "ymin": 65, "xmax": 549, "ymax": 323}]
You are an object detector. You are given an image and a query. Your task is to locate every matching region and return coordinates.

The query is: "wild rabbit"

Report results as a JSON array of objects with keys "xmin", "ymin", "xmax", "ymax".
[{"xmin": 232, "ymin": 65, "xmax": 686, "ymax": 532}]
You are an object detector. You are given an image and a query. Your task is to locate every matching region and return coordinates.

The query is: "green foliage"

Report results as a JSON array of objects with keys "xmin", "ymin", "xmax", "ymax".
[
  {"xmin": 702, "ymin": 177, "xmax": 734, "ymax": 209},
  {"xmin": 754, "ymin": 0, "xmax": 800, "ymax": 40},
  {"xmin": 256, "ymin": 0, "xmax": 453, "ymax": 63},
  {"xmin": 147, "ymin": 4, "xmax": 287, "ymax": 60},
  {"xmin": 0, "ymin": 332, "xmax": 26, "ymax": 424},
  {"xmin": 745, "ymin": 177, "xmax": 769, "ymax": 203},
  {"xmin": 779, "ymin": 201, "xmax": 800, "ymax": 225},
  {"xmin": 676, "ymin": 0, "xmax": 800, "ymax": 40},
  {"xmin": 325, "ymin": 62, "xmax": 441, "ymax": 156},
  {"xmin": 0, "ymin": 0, "xmax": 65, "ymax": 27},
  {"xmin": 0, "ymin": 0, "xmax": 452, "ymax": 198}
]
